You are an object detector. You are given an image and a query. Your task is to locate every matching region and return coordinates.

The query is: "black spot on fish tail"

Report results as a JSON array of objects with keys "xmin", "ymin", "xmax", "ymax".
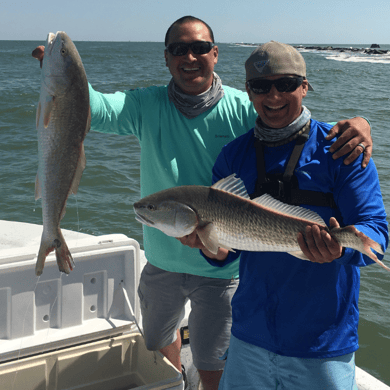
[{"xmin": 54, "ymin": 238, "xmax": 61, "ymax": 248}]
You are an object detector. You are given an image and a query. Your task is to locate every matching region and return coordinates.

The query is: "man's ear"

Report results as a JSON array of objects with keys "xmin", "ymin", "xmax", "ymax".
[
  {"xmin": 213, "ymin": 45, "xmax": 219, "ymax": 65},
  {"xmin": 301, "ymin": 80, "xmax": 309, "ymax": 98},
  {"xmin": 245, "ymin": 83, "xmax": 253, "ymax": 101}
]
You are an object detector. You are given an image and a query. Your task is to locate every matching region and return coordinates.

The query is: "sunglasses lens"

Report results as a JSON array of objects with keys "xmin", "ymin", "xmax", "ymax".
[
  {"xmin": 192, "ymin": 42, "xmax": 213, "ymax": 54},
  {"xmin": 248, "ymin": 79, "xmax": 272, "ymax": 94},
  {"xmin": 167, "ymin": 41, "xmax": 214, "ymax": 56},
  {"xmin": 168, "ymin": 43, "xmax": 188, "ymax": 56},
  {"xmin": 276, "ymin": 78, "xmax": 302, "ymax": 92},
  {"xmin": 248, "ymin": 77, "xmax": 303, "ymax": 94}
]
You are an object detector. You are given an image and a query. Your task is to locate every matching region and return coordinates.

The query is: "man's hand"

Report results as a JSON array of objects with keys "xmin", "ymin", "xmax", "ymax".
[
  {"xmin": 177, "ymin": 230, "xmax": 205, "ymax": 250},
  {"xmin": 326, "ymin": 117, "xmax": 372, "ymax": 168},
  {"xmin": 177, "ymin": 230, "xmax": 229, "ymax": 261},
  {"xmin": 297, "ymin": 217, "xmax": 343, "ymax": 263},
  {"xmin": 32, "ymin": 45, "xmax": 45, "ymax": 68}
]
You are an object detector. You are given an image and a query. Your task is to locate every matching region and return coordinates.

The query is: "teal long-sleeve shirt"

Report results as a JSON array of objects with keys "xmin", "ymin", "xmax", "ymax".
[{"xmin": 89, "ymin": 83, "xmax": 257, "ymax": 278}]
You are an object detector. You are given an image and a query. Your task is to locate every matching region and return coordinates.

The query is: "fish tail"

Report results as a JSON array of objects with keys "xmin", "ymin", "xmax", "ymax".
[
  {"xmin": 54, "ymin": 231, "xmax": 74, "ymax": 274},
  {"xmin": 332, "ymin": 226, "xmax": 389, "ymax": 272},
  {"xmin": 35, "ymin": 230, "xmax": 74, "ymax": 276},
  {"xmin": 35, "ymin": 240, "xmax": 56, "ymax": 276}
]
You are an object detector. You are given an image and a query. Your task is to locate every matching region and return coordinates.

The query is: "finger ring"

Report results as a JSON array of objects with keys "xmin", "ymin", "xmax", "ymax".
[{"xmin": 357, "ymin": 143, "xmax": 365, "ymax": 152}]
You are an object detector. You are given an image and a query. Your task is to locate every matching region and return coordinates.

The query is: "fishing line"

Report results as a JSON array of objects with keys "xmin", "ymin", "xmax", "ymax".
[
  {"xmin": 73, "ymin": 194, "xmax": 82, "ymax": 253},
  {"xmin": 75, "ymin": 194, "xmax": 80, "ymax": 234},
  {"xmin": 37, "ymin": 273, "xmax": 61, "ymax": 356},
  {"xmin": 11, "ymin": 271, "xmax": 62, "ymax": 390},
  {"xmin": 11, "ymin": 275, "xmax": 41, "ymax": 390}
]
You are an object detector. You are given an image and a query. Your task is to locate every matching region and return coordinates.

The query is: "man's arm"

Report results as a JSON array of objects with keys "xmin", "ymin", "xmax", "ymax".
[
  {"xmin": 33, "ymin": 45, "xmax": 140, "ymax": 137},
  {"xmin": 301, "ymin": 157, "xmax": 387, "ymax": 268},
  {"xmin": 327, "ymin": 117, "xmax": 372, "ymax": 168}
]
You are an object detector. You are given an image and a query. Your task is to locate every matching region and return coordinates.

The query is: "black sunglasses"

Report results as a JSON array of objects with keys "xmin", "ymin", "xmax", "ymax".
[
  {"xmin": 166, "ymin": 41, "xmax": 215, "ymax": 56},
  {"xmin": 247, "ymin": 76, "xmax": 304, "ymax": 94}
]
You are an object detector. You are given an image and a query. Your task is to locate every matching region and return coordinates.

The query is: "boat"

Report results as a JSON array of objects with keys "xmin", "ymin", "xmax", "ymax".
[{"xmin": 0, "ymin": 220, "xmax": 388, "ymax": 390}]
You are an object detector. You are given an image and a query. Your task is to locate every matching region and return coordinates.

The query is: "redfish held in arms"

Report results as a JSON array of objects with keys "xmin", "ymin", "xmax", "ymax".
[
  {"xmin": 133, "ymin": 174, "xmax": 389, "ymax": 271},
  {"xmin": 33, "ymin": 32, "xmax": 90, "ymax": 276}
]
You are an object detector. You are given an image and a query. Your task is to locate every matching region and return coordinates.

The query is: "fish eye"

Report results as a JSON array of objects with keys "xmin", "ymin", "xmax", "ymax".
[
  {"xmin": 147, "ymin": 204, "xmax": 155, "ymax": 211},
  {"xmin": 61, "ymin": 48, "xmax": 67, "ymax": 56}
]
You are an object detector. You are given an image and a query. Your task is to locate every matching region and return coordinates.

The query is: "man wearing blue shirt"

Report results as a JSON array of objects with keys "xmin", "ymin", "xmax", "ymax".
[{"xmin": 180, "ymin": 41, "xmax": 388, "ymax": 389}]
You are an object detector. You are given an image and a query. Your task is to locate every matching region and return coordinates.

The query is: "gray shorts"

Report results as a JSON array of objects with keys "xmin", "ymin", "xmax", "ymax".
[{"xmin": 138, "ymin": 262, "xmax": 238, "ymax": 371}]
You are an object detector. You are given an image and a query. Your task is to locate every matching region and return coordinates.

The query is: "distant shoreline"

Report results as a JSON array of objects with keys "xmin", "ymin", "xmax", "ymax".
[
  {"xmin": 295, "ymin": 44, "xmax": 388, "ymax": 55},
  {"xmin": 234, "ymin": 43, "xmax": 389, "ymax": 55}
]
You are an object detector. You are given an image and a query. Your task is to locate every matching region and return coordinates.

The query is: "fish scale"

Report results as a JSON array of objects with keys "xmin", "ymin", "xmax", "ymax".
[{"xmin": 197, "ymin": 188, "xmax": 314, "ymax": 252}]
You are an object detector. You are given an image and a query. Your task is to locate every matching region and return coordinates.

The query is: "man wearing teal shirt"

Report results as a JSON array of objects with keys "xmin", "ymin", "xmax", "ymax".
[{"xmin": 37, "ymin": 16, "xmax": 373, "ymax": 390}]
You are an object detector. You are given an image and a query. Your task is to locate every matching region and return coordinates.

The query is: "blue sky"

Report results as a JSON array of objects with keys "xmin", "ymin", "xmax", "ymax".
[{"xmin": 1, "ymin": 0, "xmax": 389, "ymax": 44}]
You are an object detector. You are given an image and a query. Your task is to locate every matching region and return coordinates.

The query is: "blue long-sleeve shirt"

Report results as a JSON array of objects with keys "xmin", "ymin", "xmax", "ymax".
[{"xmin": 205, "ymin": 119, "xmax": 388, "ymax": 358}]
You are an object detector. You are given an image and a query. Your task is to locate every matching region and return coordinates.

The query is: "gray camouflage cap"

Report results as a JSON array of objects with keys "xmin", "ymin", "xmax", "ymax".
[{"xmin": 245, "ymin": 41, "xmax": 314, "ymax": 91}]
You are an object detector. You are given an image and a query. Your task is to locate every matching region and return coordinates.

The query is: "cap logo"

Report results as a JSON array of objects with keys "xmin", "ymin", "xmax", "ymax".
[{"xmin": 254, "ymin": 60, "xmax": 270, "ymax": 73}]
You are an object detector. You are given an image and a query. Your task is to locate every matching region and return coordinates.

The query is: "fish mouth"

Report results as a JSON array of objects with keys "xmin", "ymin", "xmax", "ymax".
[
  {"xmin": 134, "ymin": 211, "xmax": 154, "ymax": 226},
  {"xmin": 46, "ymin": 31, "xmax": 64, "ymax": 55},
  {"xmin": 46, "ymin": 32, "xmax": 57, "ymax": 55}
]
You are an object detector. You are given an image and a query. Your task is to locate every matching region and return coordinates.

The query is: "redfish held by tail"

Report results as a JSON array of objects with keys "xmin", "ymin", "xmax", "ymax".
[
  {"xmin": 133, "ymin": 174, "xmax": 389, "ymax": 271},
  {"xmin": 33, "ymin": 32, "xmax": 90, "ymax": 276}
]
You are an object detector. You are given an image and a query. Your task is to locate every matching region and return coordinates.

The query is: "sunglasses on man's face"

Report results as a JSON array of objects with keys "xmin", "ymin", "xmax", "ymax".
[
  {"xmin": 165, "ymin": 41, "xmax": 215, "ymax": 56},
  {"xmin": 247, "ymin": 76, "xmax": 304, "ymax": 94}
]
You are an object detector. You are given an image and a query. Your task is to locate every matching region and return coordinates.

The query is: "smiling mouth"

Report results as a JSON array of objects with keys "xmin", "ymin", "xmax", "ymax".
[
  {"xmin": 182, "ymin": 67, "xmax": 200, "ymax": 72},
  {"xmin": 265, "ymin": 104, "xmax": 287, "ymax": 111}
]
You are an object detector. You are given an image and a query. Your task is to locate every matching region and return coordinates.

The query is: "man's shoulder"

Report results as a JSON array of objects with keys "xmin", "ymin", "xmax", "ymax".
[
  {"xmin": 222, "ymin": 128, "xmax": 255, "ymax": 155},
  {"xmin": 311, "ymin": 118, "xmax": 333, "ymax": 128},
  {"xmin": 120, "ymin": 85, "xmax": 169, "ymax": 109},
  {"xmin": 310, "ymin": 118, "xmax": 334, "ymax": 139},
  {"xmin": 222, "ymin": 85, "xmax": 249, "ymax": 98},
  {"xmin": 124, "ymin": 84, "xmax": 168, "ymax": 97},
  {"xmin": 220, "ymin": 85, "xmax": 253, "ymax": 116}
]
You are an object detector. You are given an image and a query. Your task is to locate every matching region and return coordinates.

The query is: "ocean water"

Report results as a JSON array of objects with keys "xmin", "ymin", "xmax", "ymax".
[{"xmin": 0, "ymin": 40, "xmax": 390, "ymax": 385}]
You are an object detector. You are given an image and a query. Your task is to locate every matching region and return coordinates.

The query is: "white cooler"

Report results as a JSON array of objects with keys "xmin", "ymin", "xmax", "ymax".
[{"xmin": 0, "ymin": 223, "xmax": 183, "ymax": 390}]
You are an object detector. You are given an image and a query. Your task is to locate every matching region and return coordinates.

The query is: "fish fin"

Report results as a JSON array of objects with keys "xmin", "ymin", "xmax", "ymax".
[
  {"xmin": 219, "ymin": 244, "xmax": 236, "ymax": 253},
  {"xmin": 331, "ymin": 226, "xmax": 390, "ymax": 272},
  {"xmin": 70, "ymin": 143, "xmax": 86, "ymax": 195},
  {"xmin": 35, "ymin": 230, "xmax": 74, "ymax": 276},
  {"xmin": 36, "ymin": 101, "xmax": 41, "ymax": 128},
  {"xmin": 211, "ymin": 174, "xmax": 250, "ymax": 199},
  {"xmin": 85, "ymin": 107, "xmax": 91, "ymax": 135},
  {"xmin": 36, "ymin": 241, "xmax": 55, "ymax": 276},
  {"xmin": 252, "ymin": 194, "xmax": 326, "ymax": 226},
  {"xmin": 288, "ymin": 251, "xmax": 310, "ymax": 261},
  {"xmin": 60, "ymin": 202, "xmax": 67, "ymax": 221},
  {"xmin": 55, "ymin": 235, "xmax": 74, "ymax": 274},
  {"xmin": 197, "ymin": 223, "xmax": 221, "ymax": 255},
  {"xmin": 43, "ymin": 96, "xmax": 54, "ymax": 128},
  {"xmin": 35, "ymin": 173, "xmax": 42, "ymax": 200},
  {"xmin": 371, "ymin": 258, "xmax": 390, "ymax": 272}
]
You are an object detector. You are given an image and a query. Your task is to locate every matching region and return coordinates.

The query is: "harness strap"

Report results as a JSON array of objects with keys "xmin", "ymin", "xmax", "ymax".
[
  {"xmin": 251, "ymin": 122, "xmax": 337, "ymax": 208},
  {"xmin": 283, "ymin": 121, "xmax": 311, "ymax": 182}
]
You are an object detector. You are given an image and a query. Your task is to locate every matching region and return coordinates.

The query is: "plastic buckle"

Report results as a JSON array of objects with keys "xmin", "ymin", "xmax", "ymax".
[{"xmin": 277, "ymin": 180, "xmax": 285, "ymax": 199}]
